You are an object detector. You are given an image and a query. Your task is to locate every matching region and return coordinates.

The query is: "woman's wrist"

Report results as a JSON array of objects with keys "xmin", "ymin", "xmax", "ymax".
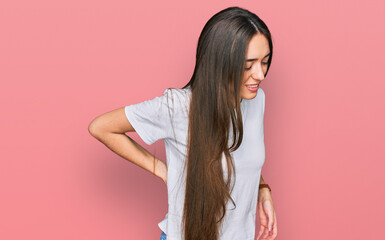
[
  {"xmin": 153, "ymin": 158, "xmax": 167, "ymax": 184},
  {"xmin": 258, "ymin": 185, "xmax": 272, "ymax": 202},
  {"xmin": 259, "ymin": 181, "xmax": 273, "ymax": 201},
  {"xmin": 259, "ymin": 183, "xmax": 271, "ymax": 192}
]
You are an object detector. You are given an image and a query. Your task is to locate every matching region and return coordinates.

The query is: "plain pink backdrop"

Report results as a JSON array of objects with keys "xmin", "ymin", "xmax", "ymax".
[{"xmin": 1, "ymin": 0, "xmax": 384, "ymax": 239}]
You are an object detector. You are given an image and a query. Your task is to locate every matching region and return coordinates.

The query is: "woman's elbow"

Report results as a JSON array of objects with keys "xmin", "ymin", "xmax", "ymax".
[
  {"xmin": 88, "ymin": 118, "xmax": 103, "ymax": 138},
  {"xmin": 88, "ymin": 107, "xmax": 131, "ymax": 136}
]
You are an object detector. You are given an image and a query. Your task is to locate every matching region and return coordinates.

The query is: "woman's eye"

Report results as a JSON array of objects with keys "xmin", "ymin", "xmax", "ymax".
[{"xmin": 245, "ymin": 62, "xmax": 268, "ymax": 70}]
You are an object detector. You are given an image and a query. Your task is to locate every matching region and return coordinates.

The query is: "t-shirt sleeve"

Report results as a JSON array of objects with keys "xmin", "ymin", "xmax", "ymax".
[{"xmin": 124, "ymin": 89, "xmax": 173, "ymax": 145}]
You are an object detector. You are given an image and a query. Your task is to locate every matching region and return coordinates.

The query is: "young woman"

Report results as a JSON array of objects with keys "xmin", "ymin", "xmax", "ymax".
[{"xmin": 89, "ymin": 6, "xmax": 277, "ymax": 240}]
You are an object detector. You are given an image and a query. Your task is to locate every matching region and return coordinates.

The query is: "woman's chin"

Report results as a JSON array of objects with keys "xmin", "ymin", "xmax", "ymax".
[{"xmin": 242, "ymin": 92, "xmax": 258, "ymax": 100}]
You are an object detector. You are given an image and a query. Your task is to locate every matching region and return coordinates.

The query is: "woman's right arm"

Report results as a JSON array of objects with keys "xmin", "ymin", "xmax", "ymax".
[{"xmin": 88, "ymin": 107, "xmax": 167, "ymax": 184}]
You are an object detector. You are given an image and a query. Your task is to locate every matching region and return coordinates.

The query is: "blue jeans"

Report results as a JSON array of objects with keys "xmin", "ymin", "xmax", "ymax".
[{"xmin": 160, "ymin": 231, "xmax": 167, "ymax": 240}]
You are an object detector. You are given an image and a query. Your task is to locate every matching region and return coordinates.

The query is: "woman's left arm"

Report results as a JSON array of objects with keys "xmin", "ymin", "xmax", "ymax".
[
  {"xmin": 260, "ymin": 175, "xmax": 266, "ymax": 185},
  {"xmin": 256, "ymin": 174, "xmax": 278, "ymax": 240}
]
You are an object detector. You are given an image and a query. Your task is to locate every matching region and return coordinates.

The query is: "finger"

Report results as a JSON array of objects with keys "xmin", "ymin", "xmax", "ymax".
[
  {"xmin": 257, "ymin": 225, "xmax": 267, "ymax": 240},
  {"xmin": 257, "ymin": 205, "xmax": 268, "ymax": 239},
  {"xmin": 262, "ymin": 213, "xmax": 269, "ymax": 239},
  {"xmin": 262, "ymin": 223, "xmax": 270, "ymax": 239},
  {"xmin": 260, "ymin": 204, "xmax": 272, "ymax": 239},
  {"xmin": 263, "ymin": 202, "xmax": 274, "ymax": 233},
  {"xmin": 256, "ymin": 225, "xmax": 264, "ymax": 240},
  {"xmin": 271, "ymin": 210, "xmax": 278, "ymax": 239},
  {"xmin": 266, "ymin": 210, "xmax": 278, "ymax": 240},
  {"xmin": 259, "ymin": 225, "xmax": 270, "ymax": 240}
]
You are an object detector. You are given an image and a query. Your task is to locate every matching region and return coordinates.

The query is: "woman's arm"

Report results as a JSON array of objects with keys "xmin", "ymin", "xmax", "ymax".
[
  {"xmin": 257, "ymin": 174, "xmax": 277, "ymax": 239},
  {"xmin": 258, "ymin": 174, "xmax": 271, "ymax": 199},
  {"xmin": 260, "ymin": 174, "xmax": 266, "ymax": 185},
  {"xmin": 88, "ymin": 107, "xmax": 167, "ymax": 184}
]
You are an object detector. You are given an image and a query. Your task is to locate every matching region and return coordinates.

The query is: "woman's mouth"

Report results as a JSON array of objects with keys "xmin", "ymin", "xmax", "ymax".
[{"xmin": 245, "ymin": 84, "xmax": 259, "ymax": 92}]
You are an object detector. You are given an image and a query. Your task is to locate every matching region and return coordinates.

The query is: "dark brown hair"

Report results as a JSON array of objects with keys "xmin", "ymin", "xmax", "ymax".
[{"xmin": 180, "ymin": 6, "xmax": 273, "ymax": 240}]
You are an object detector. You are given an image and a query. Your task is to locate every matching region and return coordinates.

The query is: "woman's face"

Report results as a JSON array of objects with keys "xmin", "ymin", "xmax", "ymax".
[{"xmin": 239, "ymin": 33, "xmax": 271, "ymax": 102}]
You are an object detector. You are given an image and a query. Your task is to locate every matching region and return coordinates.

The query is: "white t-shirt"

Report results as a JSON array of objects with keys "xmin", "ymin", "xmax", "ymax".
[{"xmin": 124, "ymin": 86, "xmax": 266, "ymax": 240}]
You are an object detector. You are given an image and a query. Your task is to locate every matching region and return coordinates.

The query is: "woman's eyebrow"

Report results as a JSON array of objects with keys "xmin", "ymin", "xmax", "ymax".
[{"xmin": 245, "ymin": 52, "xmax": 271, "ymax": 62}]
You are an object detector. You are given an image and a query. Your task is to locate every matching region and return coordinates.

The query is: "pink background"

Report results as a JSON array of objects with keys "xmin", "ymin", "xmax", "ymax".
[{"xmin": 1, "ymin": 0, "xmax": 384, "ymax": 239}]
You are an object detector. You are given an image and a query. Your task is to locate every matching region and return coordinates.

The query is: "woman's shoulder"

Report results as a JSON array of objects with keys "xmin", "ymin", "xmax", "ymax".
[
  {"xmin": 165, "ymin": 86, "xmax": 191, "ymax": 99},
  {"xmin": 163, "ymin": 86, "xmax": 191, "ymax": 97},
  {"xmin": 161, "ymin": 87, "xmax": 191, "ymax": 113}
]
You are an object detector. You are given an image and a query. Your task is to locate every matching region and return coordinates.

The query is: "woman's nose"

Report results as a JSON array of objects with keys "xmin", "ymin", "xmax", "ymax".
[{"xmin": 251, "ymin": 64, "xmax": 265, "ymax": 80}]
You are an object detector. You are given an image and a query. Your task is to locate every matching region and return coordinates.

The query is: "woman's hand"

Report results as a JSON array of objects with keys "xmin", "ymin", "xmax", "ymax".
[{"xmin": 256, "ymin": 188, "xmax": 277, "ymax": 240}]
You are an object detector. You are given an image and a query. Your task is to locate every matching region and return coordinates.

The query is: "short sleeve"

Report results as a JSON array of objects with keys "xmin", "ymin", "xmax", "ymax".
[{"xmin": 124, "ymin": 89, "xmax": 173, "ymax": 145}]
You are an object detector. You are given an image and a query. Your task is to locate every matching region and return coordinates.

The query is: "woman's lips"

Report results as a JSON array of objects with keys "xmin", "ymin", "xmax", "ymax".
[{"xmin": 245, "ymin": 83, "xmax": 259, "ymax": 92}]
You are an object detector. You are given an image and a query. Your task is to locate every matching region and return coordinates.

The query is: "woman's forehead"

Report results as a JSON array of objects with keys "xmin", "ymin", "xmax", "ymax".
[{"xmin": 246, "ymin": 34, "xmax": 270, "ymax": 60}]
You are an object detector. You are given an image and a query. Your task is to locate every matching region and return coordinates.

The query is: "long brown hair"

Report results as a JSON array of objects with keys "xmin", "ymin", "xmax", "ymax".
[{"xmin": 180, "ymin": 6, "xmax": 273, "ymax": 240}]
